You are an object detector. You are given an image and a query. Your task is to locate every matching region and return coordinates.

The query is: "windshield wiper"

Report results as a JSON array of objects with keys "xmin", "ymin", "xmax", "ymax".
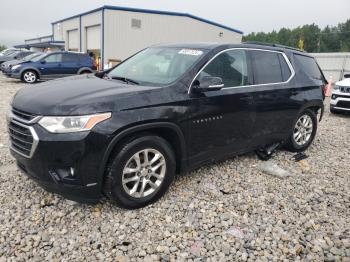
[{"xmin": 111, "ymin": 76, "xmax": 140, "ymax": 85}]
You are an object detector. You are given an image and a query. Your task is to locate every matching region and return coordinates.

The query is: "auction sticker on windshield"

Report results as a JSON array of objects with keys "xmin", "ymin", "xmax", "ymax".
[{"xmin": 178, "ymin": 49, "xmax": 203, "ymax": 56}]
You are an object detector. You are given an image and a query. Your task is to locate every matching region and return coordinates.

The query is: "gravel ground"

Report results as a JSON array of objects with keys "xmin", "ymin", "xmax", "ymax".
[{"xmin": 0, "ymin": 74, "xmax": 349, "ymax": 262}]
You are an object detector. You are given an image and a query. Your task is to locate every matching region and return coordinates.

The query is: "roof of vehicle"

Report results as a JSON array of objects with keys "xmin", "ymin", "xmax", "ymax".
[
  {"xmin": 44, "ymin": 51, "xmax": 89, "ymax": 56},
  {"xmin": 154, "ymin": 42, "xmax": 309, "ymax": 55}
]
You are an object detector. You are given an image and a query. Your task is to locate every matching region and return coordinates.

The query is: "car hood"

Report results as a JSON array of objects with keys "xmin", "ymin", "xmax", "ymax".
[
  {"xmin": 12, "ymin": 74, "xmax": 164, "ymax": 115},
  {"xmin": 0, "ymin": 56, "xmax": 14, "ymax": 62},
  {"xmin": 336, "ymin": 78, "xmax": 350, "ymax": 87},
  {"xmin": 2, "ymin": 59, "xmax": 21, "ymax": 67}
]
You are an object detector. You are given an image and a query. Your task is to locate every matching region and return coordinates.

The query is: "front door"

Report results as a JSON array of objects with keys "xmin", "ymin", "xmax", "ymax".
[
  {"xmin": 40, "ymin": 53, "xmax": 64, "ymax": 78},
  {"xmin": 187, "ymin": 49, "xmax": 256, "ymax": 166}
]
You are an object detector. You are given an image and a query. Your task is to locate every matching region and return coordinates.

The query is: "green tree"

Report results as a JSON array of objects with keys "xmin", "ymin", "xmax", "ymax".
[
  {"xmin": 243, "ymin": 19, "xmax": 350, "ymax": 53},
  {"xmin": 0, "ymin": 44, "xmax": 7, "ymax": 52}
]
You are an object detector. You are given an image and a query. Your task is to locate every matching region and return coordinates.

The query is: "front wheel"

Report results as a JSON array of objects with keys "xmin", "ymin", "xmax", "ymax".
[
  {"xmin": 104, "ymin": 135, "xmax": 176, "ymax": 209},
  {"xmin": 285, "ymin": 109, "xmax": 318, "ymax": 152},
  {"xmin": 21, "ymin": 70, "xmax": 38, "ymax": 84}
]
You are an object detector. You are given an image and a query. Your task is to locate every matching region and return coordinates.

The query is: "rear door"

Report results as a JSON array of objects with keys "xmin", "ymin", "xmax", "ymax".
[
  {"xmin": 248, "ymin": 49, "xmax": 297, "ymax": 147},
  {"xmin": 61, "ymin": 53, "xmax": 81, "ymax": 75}
]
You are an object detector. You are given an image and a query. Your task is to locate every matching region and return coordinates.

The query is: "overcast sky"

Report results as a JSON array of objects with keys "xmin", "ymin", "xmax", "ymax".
[{"xmin": 0, "ymin": 0, "xmax": 349, "ymax": 46}]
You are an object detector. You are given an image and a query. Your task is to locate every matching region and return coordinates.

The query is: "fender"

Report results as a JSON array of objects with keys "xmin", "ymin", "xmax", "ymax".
[
  {"xmin": 97, "ymin": 122, "xmax": 187, "ymax": 184},
  {"xmin": 297, "ymin": 99, "xmax": 325, "ymax": 121},
  {"xmin": 77, "ymin": 67, "xmax": 94, "ymax": 74},
  {"xmin": 19, "ymin": 66, "xmax": 42, "ymax": 78}
]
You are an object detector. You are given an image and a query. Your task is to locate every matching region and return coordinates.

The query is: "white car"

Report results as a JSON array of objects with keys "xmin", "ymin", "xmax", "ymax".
[{"xmin": 330, "ymin": 74, "xmax": 350, "ymax": 113}]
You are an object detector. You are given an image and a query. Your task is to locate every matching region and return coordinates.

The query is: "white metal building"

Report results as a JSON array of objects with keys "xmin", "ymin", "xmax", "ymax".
[
  {"xmin": 52, "ymin": 5, "xmax": 243, "ymax": 69},
  {"xmin": 312, "ymin": 52, "xmax": 350, "ymax": 82}
]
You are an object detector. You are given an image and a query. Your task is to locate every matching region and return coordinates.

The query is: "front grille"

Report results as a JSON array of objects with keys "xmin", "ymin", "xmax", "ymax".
[
  {"xmin": 12, "ymin": 107, "xmax": 37, "ymax": 122},
  {"xmin": 336, "ymin": 101, "xmax": 350, "ymax": 109},
  {"xmin": 340, "ymin": 86, "xmax": 350, "ymax": 93},
  {"xmin": 8, "ymin": 121, "xmax": 36, "ymax": 158}
]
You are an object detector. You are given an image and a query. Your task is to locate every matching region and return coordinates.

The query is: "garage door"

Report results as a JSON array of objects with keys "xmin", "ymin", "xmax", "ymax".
[
  {"xmin": 86, "ymin": 25, "xmax": 101, "ymax": 50},
  {"xmin": 67, "ymin": 29, "xmax": 79, "ymax": 51}
]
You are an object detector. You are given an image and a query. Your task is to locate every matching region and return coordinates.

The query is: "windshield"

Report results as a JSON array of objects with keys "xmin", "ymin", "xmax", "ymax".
[
  {"xmin": 8, "ymin": 51, "xmax": 21, "ymax": 58},
  {"xmin": 107, "ymin": 47, "xmax": 207, "ymax": 86},
  {"xmin": 23, "ymin": 53, "xmax": 42, "ymax": 61},
  {"xmin": 30, "ymin": 53, "xmax": 47, "ymax": 62}
]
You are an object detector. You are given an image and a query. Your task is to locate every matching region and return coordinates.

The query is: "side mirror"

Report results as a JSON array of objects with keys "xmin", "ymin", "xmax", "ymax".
[
  {"xmin": 344, "ymin": 74, "xmax": 350, "ymax": 79},
  {"xmin": 40, "ymin": 60, "xmax": 46, "ymax": 64},
  {"xmin": 193, "ymin": 76, "xmax": 224, "ymax": 92}
]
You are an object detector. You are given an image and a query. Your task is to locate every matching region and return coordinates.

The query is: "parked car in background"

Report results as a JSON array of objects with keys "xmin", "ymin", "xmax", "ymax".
[
  {"xmin": 7, "ymin": 51, "xmax": 97, "ymax": 83},
  {"xmin": 8, "ymin": 43, "xmax": 326, "ymax": 209},
  {"xmin": 0, "ymin": 48, "xmax": 21, "ymax": 57},
  {"xmin": 330, "ymin": 74, "xmax": 350, "ymax": 113},
  {"xmin": 0, "ymin": 50, "xmax": 33, "ymax": 65},
  {"xmin": 1, "ymin": 52, "xmax": 43, "ymax": 73}
]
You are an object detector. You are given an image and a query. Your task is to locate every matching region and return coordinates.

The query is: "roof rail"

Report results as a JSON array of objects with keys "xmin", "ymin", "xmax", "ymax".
[{"xmin": 244, "ymin": 41, "xmax": 305, "ymax": 52}]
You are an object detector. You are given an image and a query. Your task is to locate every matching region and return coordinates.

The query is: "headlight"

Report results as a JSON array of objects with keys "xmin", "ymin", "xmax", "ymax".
[
  {"xmin": 11, "ymin": 65, "xmax": 21, "ymax": 70},
  {"xmin": 38, "ymin": 112, "xmax": 111, "ymax": 133},
  {"xmin": 333, "ymin": 85, "xmax": 340, "ymax": 90}
]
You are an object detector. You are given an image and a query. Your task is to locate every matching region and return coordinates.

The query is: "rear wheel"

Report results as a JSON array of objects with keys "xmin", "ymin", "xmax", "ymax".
[
  {"xmin": 21, "ymin": 70, "xmax": 38, "ymax": 84},
  {"xmin": 285, "ymin": 109, "xmax": 317, "ymax": 152},
  {"xmin": 104, "ymin": 135, "xmax": 176, "ymax": 209}
]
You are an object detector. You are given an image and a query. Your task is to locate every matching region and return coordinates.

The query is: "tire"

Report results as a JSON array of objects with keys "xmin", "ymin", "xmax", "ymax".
[
  {"xmin": 21, "ymin": 70, "xmax": 38, "ymax": 84},
  {"xmin": 104, "ymin": 135, "xmax": 176, "ymax": 209},
  {"xmin": 285, "ymin": 109, "xmax": 318, "ymax": 152},
  {"xmin": 79, "ymin": 70, "xmax": 92, "ymax": 75}
]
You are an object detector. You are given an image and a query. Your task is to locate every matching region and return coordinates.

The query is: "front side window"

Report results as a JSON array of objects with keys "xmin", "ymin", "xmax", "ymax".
[
  {"xmin": 107, "ymin": 47, "xmax": 207, "ymax": 86},
  {"xmin": 197, "ymin": 49, "xmax": 250, "ymax": 88},
  {"xmin": 44, "ymin": 54, "xmax": 63, "ymax": 63},
  {"xmin": 250, "ymin": 50, "xmax": 289, "ymax": 84}
]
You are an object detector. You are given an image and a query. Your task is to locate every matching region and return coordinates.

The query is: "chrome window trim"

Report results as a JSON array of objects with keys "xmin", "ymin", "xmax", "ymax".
[
  {"xmin": 8, "ymin": 120, "xmax": 39, "ymax": 159},
  {"xmin": 188, "ymin": 47, "xmax": 296, "ymax": 94}
]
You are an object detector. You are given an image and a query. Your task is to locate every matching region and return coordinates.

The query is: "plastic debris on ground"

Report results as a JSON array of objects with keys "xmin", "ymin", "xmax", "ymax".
[
  {"xmin": 225, "ymin": 226, "xmax": 245, "ymax": 239},
  {"xmin": 258, "ymin": 161, "xmax": 291, "ymax": 178}
]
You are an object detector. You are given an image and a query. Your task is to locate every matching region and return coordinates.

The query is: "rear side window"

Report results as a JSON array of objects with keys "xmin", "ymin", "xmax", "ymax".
[
  {"xmin": 250, "ymin": 50, "xmax": 291, "ymax": 84},
  {"xmin": 62, "ymin": 54, "xmax": 79, "ymax": 62},
  {"xmin": 294, "ymin": 54, "xmax": 324, "ymax": 81}
]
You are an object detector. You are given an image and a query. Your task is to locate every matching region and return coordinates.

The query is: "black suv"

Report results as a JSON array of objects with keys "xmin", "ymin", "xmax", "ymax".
[{"xmin": 8, "ymin": 43, "xmax": 326, "ymax": 209}]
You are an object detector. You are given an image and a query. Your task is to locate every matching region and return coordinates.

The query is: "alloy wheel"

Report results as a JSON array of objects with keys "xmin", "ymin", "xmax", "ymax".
[
  {"xmin": 122, "ymin": 149, "xmax": 166, "ymax": 198},
  {"xmin": 23, "ymin": 71, "xmax": 36, "ymax": 83},
  {"xmin": 293, "ymin": 114, "xmax": 313, "ymax": 146}
]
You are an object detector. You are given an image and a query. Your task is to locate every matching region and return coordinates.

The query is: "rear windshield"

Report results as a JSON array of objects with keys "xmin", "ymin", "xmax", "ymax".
[{"xmin": 294, "ymin": 54, "xmax": 325, "ymax": 82}]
